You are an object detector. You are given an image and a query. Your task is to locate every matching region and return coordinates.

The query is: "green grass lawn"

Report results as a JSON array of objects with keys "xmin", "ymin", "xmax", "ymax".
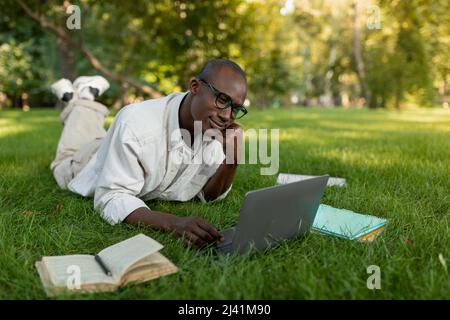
[{"xmin": 0, "ymin": 106, "xmax": 449, "ymax": 299}]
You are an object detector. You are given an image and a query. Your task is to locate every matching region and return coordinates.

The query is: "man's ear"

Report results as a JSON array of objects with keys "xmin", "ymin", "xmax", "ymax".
[{"xmin": 189, "ymin": 78, "xmax": 200, "ymax": 94}]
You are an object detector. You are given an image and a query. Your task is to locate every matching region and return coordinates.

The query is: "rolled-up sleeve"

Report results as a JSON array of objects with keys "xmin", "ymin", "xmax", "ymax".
[
  {"xmin": 94, "ymin": 122, "xmax": 148, "ymax": 225},
  {"xmin": 197, "ymin": 184, "xmax": 232, "ymax": 203}
]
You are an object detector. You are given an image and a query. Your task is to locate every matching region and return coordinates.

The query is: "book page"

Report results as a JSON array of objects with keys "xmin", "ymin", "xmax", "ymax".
[
  {"xmin": 357, "ymin": 227, "xmax": 386, "ymax": 242},
  {"xmin": 120, "ymin": 252, "xmax": 178, "ymax": 285},
  {"xmin": 36, "ymin": 261, "xmax": 53, "ymax": 295},
  {"xmin": 42, "ymin": 255, "xmax": 117, "ymax": 289},
  {"xmin": 98, "ymin": 234, "xmax": 163, "ymax": 278}
]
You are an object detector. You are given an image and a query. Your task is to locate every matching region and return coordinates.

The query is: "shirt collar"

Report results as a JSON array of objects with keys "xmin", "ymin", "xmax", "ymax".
[{"xmin": 167, "ymin": 91, "xmax": 202, "ymax": 153}]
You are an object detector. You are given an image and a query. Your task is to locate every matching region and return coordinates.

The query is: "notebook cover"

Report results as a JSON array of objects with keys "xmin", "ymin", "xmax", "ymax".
[{"xmin": 312, "ymin": 204, "xmax": 387, "ymax": 241}]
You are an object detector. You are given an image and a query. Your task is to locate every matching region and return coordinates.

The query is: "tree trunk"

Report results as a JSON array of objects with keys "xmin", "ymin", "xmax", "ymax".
[
  {"xmin": 21, "ymin": 92, "xmax": 30, "ymax": 111},
  {"xmin": 439, "ymin": 78, "xmax": 448, "ymax": 108},
  {"xmin": 112, "ymin": 82, "xmax": 129, "ymax": 110},
  {"xmin": 352, "ymin": 0, "xmax": 371, "ymax": 107},
  {"xmin": 56, "ymin": 36, "xmax": 75, "ymax": 81},
  {"xmin": 323, "ymin": 44, "xmax": 337, "ymax": 107},
  {"xmin": 56, "ymin": 2, "xmax": 76, "ymax": 80}
]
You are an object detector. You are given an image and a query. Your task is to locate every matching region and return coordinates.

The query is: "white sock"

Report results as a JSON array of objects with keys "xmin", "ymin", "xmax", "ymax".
[
  {"xmin": 51, "ymin": 78, "xmax": 77, "ymax": 102},
  {"xmin": 78, "ymin": 87, "xmax": 95, "ymax": 101}
]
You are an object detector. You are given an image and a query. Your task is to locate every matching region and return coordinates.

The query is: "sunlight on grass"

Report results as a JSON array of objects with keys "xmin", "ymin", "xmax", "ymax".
[
  {"xmin": 0, "ymin": 119, "xmax": 33, "ymax": 139},
  {"xmin": 386, "ymin": 108, "xmax": 450, "ymax": 122},
  {"xmin": 0, "ymin": 107, "xmax": 449, "ymax": 299},
  {"xmin": 277, "ymin": 130, "xmax": 327, "ymax": 145}
]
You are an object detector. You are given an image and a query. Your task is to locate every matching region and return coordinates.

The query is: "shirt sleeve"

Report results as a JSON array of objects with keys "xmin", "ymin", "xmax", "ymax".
[
  {"xmin": 93, "ymin": 122, "xmax": 149, "ymax": 225},
  {"xmin": 197, "ymin": 184, "xmax": 233, "ymax": 203}
]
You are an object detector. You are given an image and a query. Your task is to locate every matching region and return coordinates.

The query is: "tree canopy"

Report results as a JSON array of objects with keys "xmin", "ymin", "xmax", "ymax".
[{"xmin": 0, "ymin": 0, "xmax": 448, "ymax": 109}]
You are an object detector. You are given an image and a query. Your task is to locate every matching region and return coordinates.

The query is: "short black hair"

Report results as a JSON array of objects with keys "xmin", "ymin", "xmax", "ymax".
[{"xmin": 197, "ymin": 59, "xmax": 246, "ymax": 83}]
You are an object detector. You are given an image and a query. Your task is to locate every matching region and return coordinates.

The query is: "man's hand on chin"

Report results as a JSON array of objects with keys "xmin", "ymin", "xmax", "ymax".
[{"xmin": 221, "ymin": 123, "xmax": 243, "ymax": 164}]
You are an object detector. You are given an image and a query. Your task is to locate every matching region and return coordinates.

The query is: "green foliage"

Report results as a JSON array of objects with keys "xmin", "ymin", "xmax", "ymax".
[
  {"xmin": 0, "ymin": 0, "xmax": 448, "ymax": 108},
  {"xmin": 0, "ymin": 40, "xmax": 35, "ymax": 96},
  {"xmin": 0, "ymin": 1, "xmax": 57, "ymax": 107},
  {"xmin": 366, "ymin": 0, "xmax": 437, "ymax": 108}
]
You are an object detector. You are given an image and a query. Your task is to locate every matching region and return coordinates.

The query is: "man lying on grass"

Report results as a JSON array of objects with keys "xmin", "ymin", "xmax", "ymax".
[{"xmin": 50, "ymin": 59, "xmax": 247, "ymax": 247}]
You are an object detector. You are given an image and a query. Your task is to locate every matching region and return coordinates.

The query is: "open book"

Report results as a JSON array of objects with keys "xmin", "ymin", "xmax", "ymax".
[
  {"xmin": 35, "ymin": 234, "xmax": 178, "ymax": 296},
  {"xmin": 312, "ymin": 204, "xmax": 387, "ymax": 242},
  {"xmin": 277, "ymin": 173, "xmax": 347, "ymax": 187}
]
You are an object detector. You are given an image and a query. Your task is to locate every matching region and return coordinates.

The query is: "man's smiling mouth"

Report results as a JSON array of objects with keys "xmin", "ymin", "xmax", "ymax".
[{"xmin": 209, "ymin": 118, "xmax": 226, "ymax": 131}]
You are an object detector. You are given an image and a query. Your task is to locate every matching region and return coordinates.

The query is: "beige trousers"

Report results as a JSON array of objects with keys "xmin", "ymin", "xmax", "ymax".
[{"xmin": 51, "ymin": 99, "xmax": 109, "ymax": 189}]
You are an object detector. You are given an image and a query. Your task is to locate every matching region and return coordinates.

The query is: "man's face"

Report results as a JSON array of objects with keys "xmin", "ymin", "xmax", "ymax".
[{"xmin": 189, "ymin": 67, "xmax": 247, "ymax": 133}]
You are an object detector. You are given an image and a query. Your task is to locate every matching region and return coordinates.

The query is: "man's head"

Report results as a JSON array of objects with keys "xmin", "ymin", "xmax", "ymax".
[{"xmin": 188, "ymin": 59, "xmax": 247, "ymax": 133}]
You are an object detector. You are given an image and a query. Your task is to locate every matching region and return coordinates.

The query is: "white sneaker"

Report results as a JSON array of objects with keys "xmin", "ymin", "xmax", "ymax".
[
  {"xmin": 73, "ymin": 76, "xmax": 110, "ymax": 101},
  {"xmin": 51, "ymin": 78, "xmax": 77, "ymax": 102}
]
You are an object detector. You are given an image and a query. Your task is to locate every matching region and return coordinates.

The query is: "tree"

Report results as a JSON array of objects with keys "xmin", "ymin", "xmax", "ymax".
[
  {"xmin": 352, "ymin": 0, "xmax": 371, "ymax": 107},
  {"xmin": 1, "ymin": 0, "xmax": 448, "ymax": 109},
  {"xmin": 15, "ymin": 0, "xmax": 162, "ymax": 98}
]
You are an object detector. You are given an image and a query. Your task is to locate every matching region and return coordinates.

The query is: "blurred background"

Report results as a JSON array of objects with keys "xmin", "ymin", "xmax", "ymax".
[{"xmin": 0, "ymin": 0, "xmax": 448, "ymax": 111}]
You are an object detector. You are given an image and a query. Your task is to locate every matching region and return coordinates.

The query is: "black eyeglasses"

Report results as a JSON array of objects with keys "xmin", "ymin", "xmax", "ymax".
[{"xmin": 198, "ymin": 78, "xmax": 248, "ymax": 119}]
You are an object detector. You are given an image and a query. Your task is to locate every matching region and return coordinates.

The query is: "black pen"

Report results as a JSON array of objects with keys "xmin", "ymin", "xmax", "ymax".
[{"xmin": 94, "ymin": 254, "xmax": 112, "ymax": 276}]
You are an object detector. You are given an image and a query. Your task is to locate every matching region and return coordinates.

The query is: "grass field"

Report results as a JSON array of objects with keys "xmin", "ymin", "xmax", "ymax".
[{"xmin": 0, "ymin": 106, "xmax": 449, "ymax": 299}]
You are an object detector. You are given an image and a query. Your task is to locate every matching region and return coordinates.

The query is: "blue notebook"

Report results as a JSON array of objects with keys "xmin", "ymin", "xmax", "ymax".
[{"xmin": 312, "ymin": 204, "xmax": 387, "ymax": 242}]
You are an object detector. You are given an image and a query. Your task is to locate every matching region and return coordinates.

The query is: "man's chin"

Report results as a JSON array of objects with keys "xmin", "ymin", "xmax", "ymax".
[{"xmin": 208, "ymin": 118, "xmax": 227, "ymax": 131}]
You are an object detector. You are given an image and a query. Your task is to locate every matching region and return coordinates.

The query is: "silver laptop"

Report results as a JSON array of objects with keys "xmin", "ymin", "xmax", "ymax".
[{"xmin": 216, "ymin": 175, "xmax": 329, "ymax": 255}]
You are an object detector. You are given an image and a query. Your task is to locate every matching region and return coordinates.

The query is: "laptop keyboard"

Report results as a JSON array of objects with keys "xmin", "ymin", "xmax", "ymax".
[{"xmin": 216, "ymin": 227, "xmax": 235, "ymax": 253}]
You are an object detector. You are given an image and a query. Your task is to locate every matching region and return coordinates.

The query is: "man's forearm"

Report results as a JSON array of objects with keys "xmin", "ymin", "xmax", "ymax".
[
  {"xmin": 123, "ymin": 207, "xmax": 224, "ymax": 246},
  {"xmin": 123, "ymin": 207, "xmax": 176, "ymax": 231},
  {"xmin": 202, "ymin": 124, "xmax": 242, "ymax": 201},
  {"xmin": 201, "ymin": 162, "xmax": 238, "ymax": 201}
]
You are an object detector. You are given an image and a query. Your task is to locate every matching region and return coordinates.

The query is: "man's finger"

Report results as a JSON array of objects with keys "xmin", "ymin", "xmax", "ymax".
[
  {"xmin": 191, "ymin": 225, "xmax": 215, "ymax": 243},
  {"xmin": 185, "ymin": 232, "xmax": 205, "ymax": 247},
  {"xmin": 197, "ymin": 219, "xmax": 224, "ymax": 241}
]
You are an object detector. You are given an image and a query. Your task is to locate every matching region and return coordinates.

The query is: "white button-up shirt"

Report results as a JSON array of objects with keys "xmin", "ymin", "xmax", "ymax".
[{"xmin": 67, "ymin": 92, "xmax": 231, "ymax": 225}]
